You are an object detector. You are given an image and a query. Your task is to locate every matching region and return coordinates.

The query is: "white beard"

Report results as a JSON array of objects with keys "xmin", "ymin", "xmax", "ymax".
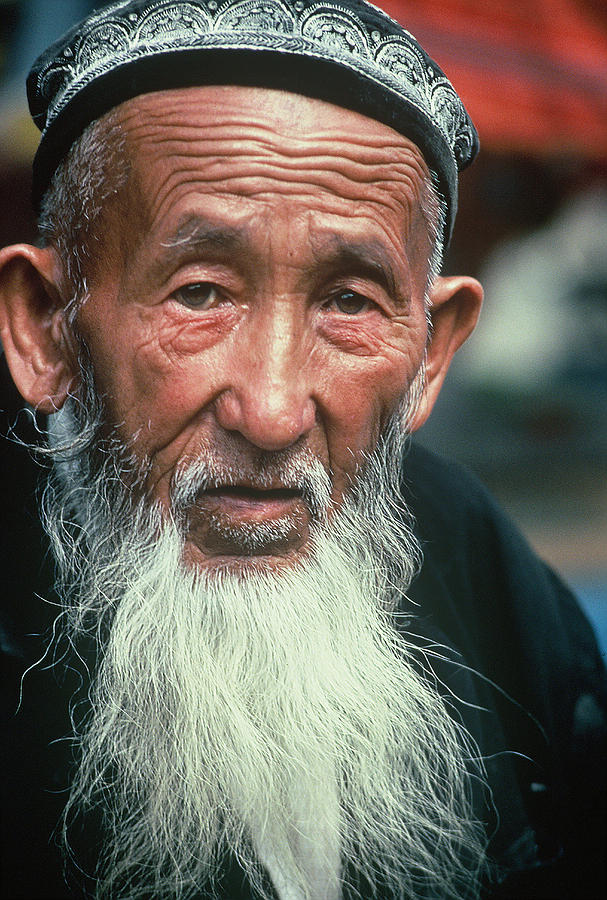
[{"xmin": 43, "ymin": 397, "xmax": 486, "ymax": 900}]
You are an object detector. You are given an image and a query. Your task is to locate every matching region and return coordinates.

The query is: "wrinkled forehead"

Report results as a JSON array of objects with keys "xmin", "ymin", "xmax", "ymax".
[
  {"xmin": 119, "ymin": 82, "xmax": 433, "ymax": 147},
  {"xmin": 108, "ymin": 86, "xmax": 434, "ymax": 257},
  {"xmin": 116, "ymin": 84, "xmax": 432, "ymax": 183}
]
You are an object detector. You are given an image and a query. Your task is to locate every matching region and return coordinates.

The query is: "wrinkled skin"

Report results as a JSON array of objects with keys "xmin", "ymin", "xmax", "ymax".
[{"xmin": 0, "ymin": 86, "xmax": 482, "ymax": 569}]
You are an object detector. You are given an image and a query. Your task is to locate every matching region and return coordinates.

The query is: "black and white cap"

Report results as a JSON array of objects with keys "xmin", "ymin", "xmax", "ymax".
[{"xmin": 27, "ymin": 0, "xmax": 479, "ymax": 239}]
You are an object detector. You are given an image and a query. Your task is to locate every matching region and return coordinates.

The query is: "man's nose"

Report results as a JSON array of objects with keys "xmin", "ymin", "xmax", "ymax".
[{"xmin": 213, "ymin": 310, "xmax": 317, "ymax": 452}]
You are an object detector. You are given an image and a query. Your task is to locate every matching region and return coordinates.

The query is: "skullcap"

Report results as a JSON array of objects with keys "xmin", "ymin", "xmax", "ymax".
[{"xmin": 27, "ymin": 0, "xmax": 479, "ymax": 240}]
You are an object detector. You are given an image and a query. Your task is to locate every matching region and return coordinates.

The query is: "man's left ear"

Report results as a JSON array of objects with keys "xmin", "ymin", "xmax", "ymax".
[{"xmin": 409, "ymin": 275, "xmax": 483, "ymax": 432}]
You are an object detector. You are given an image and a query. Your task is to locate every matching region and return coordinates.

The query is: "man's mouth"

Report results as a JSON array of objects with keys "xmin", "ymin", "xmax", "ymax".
[
  {"xmin": 170, "ymin": 452, "xmax": 333, "ymax": 565},
  {"xmin": 199, "ymin": 485, "xmax": 305, "ymax": 518},
  {"xmin": 182, "ymin": 483, "xmax": 311, "ymax": 562}
]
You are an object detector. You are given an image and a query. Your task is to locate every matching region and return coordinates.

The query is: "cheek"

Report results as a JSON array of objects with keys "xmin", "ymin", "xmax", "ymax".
[
  {"xmin": 78, "ymin": 304, "xmax": 230, "ymax": 455},
  {"xmin": 120, "ymin": 351, "xmax": 227, "ymax": 459},
  {"xmin": 129, "ymin": 310, "xmax": 235, "ymax": 422},
  {"xmin": 318, "ymin": 323, "xmax": 426, "ymax": 481}
]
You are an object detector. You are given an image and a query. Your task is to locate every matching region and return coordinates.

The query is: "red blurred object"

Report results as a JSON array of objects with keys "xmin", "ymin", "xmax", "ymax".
[{"xmin": 378, "ymin": 0, "xmax": 607, "ymax": 157}]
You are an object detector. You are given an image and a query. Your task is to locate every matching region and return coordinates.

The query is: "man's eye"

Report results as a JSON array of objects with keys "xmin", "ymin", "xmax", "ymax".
[
  {"xmin": 327, "ymin": 291, "xmax": 371, "ymax": 315},
  {"xmin": 172, "ymin": 282, "xmax": 220, "ymax": 309}
]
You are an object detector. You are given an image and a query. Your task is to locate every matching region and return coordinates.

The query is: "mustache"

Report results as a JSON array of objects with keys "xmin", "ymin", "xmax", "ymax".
[{"xmin": 169, "ymin": 447, "xmax": 333, "ymax": 522}]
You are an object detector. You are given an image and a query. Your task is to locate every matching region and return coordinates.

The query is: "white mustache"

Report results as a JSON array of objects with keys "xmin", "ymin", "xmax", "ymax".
[{"xmin": 170, "ymin": 449, "xmax": 333, "ymax": 522}]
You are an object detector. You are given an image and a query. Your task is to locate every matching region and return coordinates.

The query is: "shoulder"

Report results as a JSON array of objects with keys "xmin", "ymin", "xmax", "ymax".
[
  {"xmin": 402, "ymin": 441, "xmax": 604, "ymax": 685},
  {"xmin": 402, "ymin": 440, "xmax": 606, "ymax": 717},
  {"xmin": 402, "ymin": 442, "xmax": 607, "ymax": 898},
  {"xmin": 403, "ymin": 440, "xmax": 528, "ymax": 554}
]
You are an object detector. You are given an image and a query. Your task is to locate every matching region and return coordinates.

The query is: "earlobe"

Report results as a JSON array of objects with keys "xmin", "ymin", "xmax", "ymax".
[
  {"xmin": 409, "ymin": 275, "xmax": 483, "ymax": 432},
  {"xmin": 0, "ymin": 244, "xmax": 77, "ymax": 414}
]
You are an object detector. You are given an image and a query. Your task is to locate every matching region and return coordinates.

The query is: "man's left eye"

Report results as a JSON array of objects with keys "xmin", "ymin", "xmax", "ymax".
[
  {"xmin": 327, "ymin": 291, "xmax": 372, "ymax": 315},
  {"xmin": 171, "ymin": 282, "xmax": 221, "ymax": 309}
]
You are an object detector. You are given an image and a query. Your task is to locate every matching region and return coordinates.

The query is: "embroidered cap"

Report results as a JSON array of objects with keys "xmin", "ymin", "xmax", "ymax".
[{"xmin": 27, "ymin": 0, "xmax": 479, "ymax": 240}]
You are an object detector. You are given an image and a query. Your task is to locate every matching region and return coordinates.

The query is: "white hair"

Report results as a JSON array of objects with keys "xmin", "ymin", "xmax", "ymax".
[
  {"xmin": 37, "ymin": 110, "xmax": 128, "ymax": 324},
  {"xmin": 421, "ymin": 171, "xmax": 447, "ymax": 298}
]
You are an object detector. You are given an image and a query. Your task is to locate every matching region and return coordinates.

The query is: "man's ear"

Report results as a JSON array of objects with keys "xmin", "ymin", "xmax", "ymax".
[
  {"xmin": 409, "ymin": 275, "xmax": 483, "ymax": 432},
  {"xmin": 0, "ymin": 243, "xmax": 78, "ymax": 414}
]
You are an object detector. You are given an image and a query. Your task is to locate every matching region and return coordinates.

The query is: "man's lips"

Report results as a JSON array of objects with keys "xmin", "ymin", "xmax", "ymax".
[{"xmin": 196, "ymin": 485, "xmax": 305, "ymax": 520}]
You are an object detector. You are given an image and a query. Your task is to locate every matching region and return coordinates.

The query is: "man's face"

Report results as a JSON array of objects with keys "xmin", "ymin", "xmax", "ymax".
[{"xmin": 71, "ymin": 86, "xmax": 432, "ymax": 569}]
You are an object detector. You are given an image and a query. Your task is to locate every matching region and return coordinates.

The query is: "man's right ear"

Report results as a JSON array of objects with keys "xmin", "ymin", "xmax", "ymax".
[{"xmin": 0, "ymin": 244, "xmax": 78, "ymax": 414}]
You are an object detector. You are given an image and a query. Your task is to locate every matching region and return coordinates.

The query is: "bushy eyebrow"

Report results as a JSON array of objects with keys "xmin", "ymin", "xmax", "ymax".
[
  {"xmin": 152, "ymin": 215, "xmax": 253, "ymax": 278},
  {"xmin": 306, "ymin": 233, "xmax": 400, "ymax": 299}
]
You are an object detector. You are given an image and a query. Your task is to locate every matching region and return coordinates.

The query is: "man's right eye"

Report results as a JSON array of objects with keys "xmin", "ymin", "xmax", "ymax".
[{"xmin": 171, "ymin": 282, "xmax": 221, "ymax": 309}]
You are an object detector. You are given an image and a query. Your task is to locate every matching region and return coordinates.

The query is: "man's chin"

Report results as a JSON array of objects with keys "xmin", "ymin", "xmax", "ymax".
[
  {"xmin": 184, "ymin": 553, "xmax": 304, "ymax": 579},
  {"xmin": 182, "ymin": 532, "xmax": 313, "ymax": 575}
]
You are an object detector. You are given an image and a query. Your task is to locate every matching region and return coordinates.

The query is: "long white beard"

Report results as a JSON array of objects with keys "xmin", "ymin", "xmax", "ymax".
[{"xmin": 43, "ymin": 400, "xmax": 486, "ymax": 900}]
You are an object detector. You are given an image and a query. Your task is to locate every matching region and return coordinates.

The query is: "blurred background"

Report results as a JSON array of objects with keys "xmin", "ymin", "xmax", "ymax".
[{"xmin": 1, "ymin": 0, "xmax": 606, "ymax": 652}]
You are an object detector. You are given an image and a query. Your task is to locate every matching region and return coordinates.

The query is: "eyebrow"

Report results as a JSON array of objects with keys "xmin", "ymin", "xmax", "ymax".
[
  {"xmin": 151, "ymin": 216, "xmax": 252, "ymax": 279},
  {"xmin": 307, "ymin": 234, "xmax": 401, "ymax": 300}
]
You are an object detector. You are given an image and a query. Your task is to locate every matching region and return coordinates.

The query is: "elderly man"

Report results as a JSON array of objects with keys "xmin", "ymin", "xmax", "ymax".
[{"xmin": 0, "ymin": 2, "xmax": 605, "ymax": 899}]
